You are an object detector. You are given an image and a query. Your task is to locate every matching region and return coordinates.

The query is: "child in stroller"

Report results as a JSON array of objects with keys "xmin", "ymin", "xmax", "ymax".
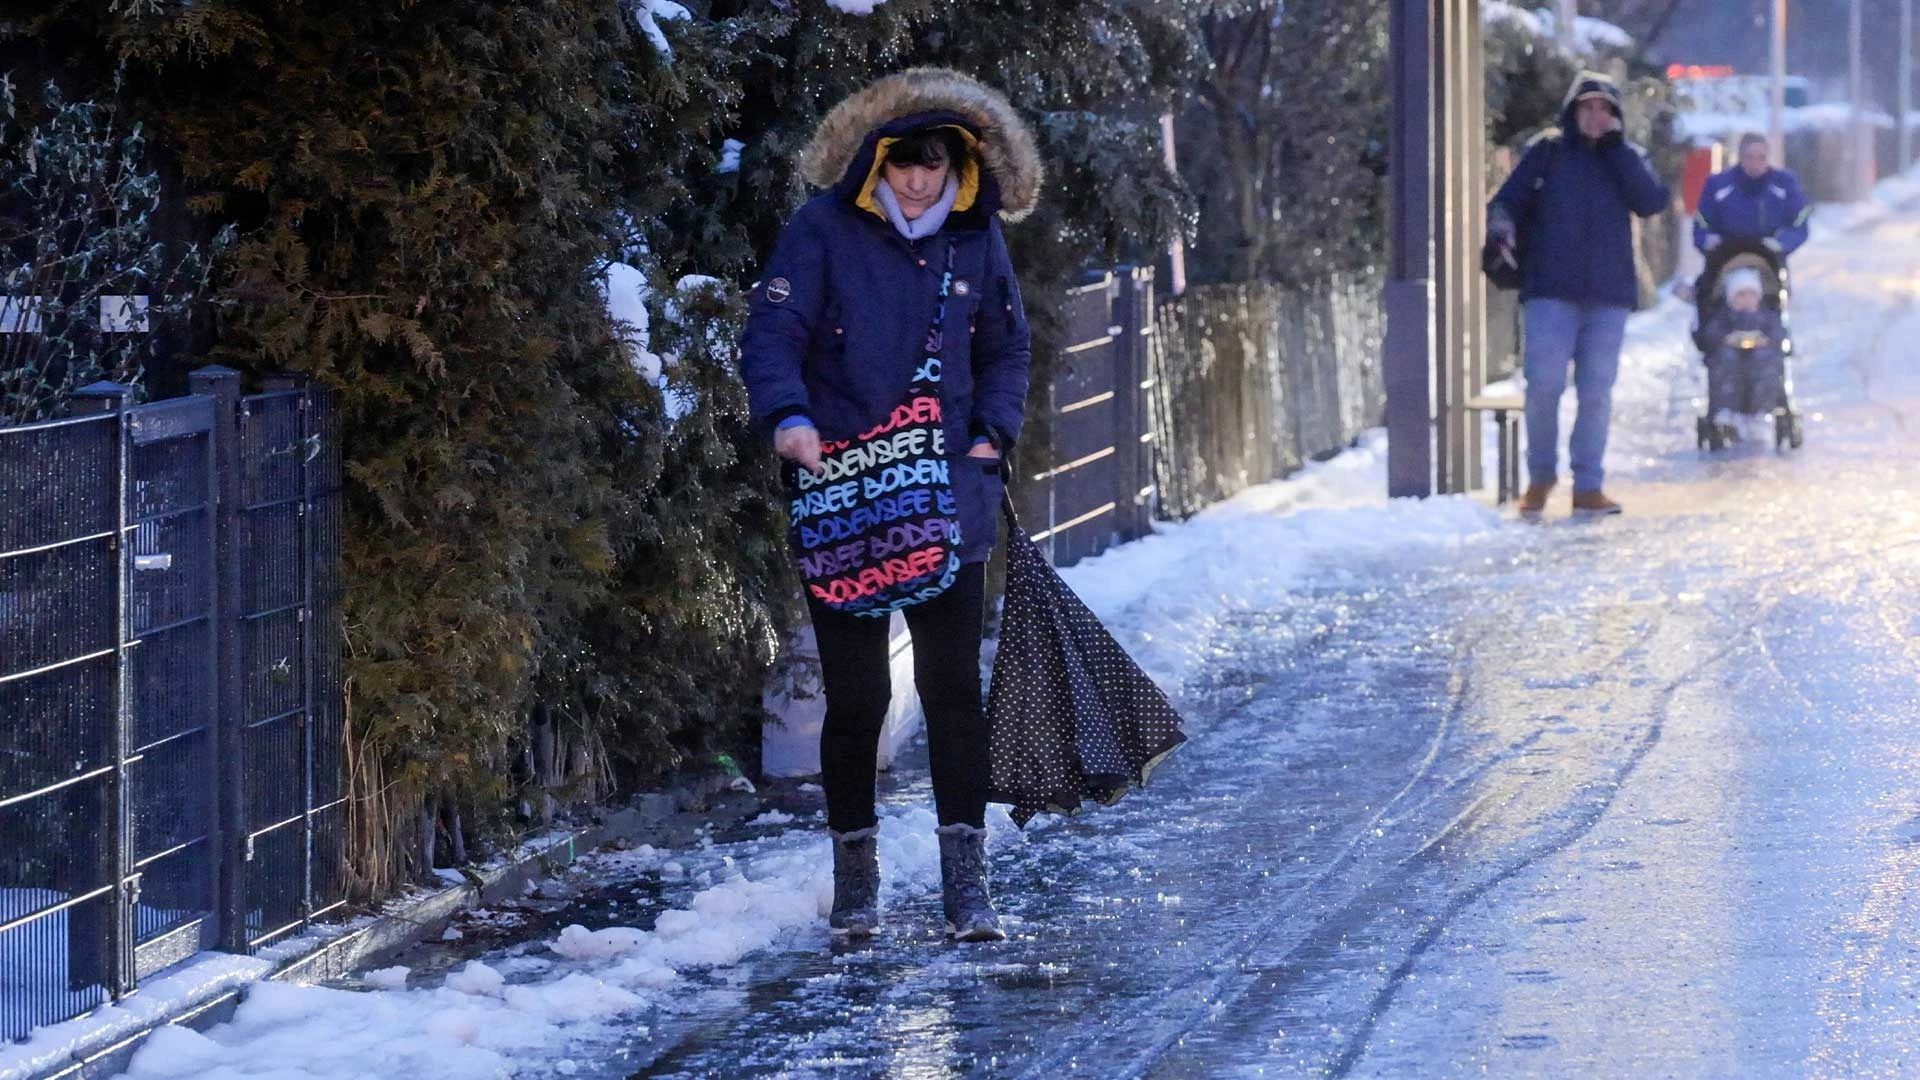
[{"xmin": 1691, "ymin": 240, "xmax": 1803, "ymax": 451}]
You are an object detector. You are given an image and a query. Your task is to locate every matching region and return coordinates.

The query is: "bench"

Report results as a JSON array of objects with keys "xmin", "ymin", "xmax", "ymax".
[{"xmin": 1462, "ymin": 393, "xmax": 1525, "ymax": 504}]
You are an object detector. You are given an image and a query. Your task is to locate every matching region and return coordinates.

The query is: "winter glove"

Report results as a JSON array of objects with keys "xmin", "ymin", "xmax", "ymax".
[{"xmin": 1596, "ymin": 129, "xmax": 1625, "ymax": 152}]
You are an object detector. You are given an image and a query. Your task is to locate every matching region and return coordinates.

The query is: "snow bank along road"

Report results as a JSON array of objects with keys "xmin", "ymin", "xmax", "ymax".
[{"xmin": 88, "ymin": 208, "xmax": 1920, "ymax": 1080}]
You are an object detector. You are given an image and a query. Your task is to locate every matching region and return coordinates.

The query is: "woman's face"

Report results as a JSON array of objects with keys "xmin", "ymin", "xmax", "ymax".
[{"xmin": 883, "ymin": 158, "xmax": 951, "ymax": 221}]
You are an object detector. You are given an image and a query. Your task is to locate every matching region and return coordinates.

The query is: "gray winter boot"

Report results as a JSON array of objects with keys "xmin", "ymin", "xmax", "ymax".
[
  {"xmin": 828, "ymin": 827, "xmax": 880, "ymax": 937},
  {"xmin": 936, "ymin": 823, "xmax": 1006, "ymax": 942}
]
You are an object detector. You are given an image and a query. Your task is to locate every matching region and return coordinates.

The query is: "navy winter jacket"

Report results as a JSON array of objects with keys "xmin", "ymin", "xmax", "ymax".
[
  {"xmin": 1490, "ymin": 74, "xmax": 1671, "ymax": 311},
  {"xmin": 740, "ymin": 83, "xmax": 1038, "ymax": 565},
  {"xmin": 1693, "ymin": 166, "xmax": 1811, "ymax": 257}
]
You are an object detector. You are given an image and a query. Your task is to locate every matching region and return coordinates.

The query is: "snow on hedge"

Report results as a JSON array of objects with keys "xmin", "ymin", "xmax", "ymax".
[
  {"xmin": 632, "ymin": 0, "xmax": 691, "ymax": 57},
  {"xmin": 1483, "ymin": 1, "xmax": 1634, "ymax": 59}
]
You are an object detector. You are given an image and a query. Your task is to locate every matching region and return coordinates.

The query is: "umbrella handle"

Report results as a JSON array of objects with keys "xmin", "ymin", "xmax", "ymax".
[{"xmin": 1000, "ymin": 487, "xmax": 1025, "ymax": 536}]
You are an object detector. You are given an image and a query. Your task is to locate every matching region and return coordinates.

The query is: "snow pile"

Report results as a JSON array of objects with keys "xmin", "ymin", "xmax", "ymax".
[
  {"xmin": 361, "ymin": 966, "xmax": 410, "ymax": 991},
  {"xmin": 1059, "ymin": 432, "xmax": 1503, "ymax": 692},
  {"xmin": 1483, "ymin": 2, "xmax": 1633, "ymax": 58},
  {"xmin": 1804, "ymin": 160, "xmax": 1920, "ymax": 233},
  {"xmin": 718, "ymin": 138, "xmax": 744, "ymax": 175},
  {"xmin": 826, "ymin": 0, "xmax": 889, "ymax": 13},
  {"xmin": 0, "ymin": 954, "xmax": 272, "ymax": 1080},
  {"xmin": 111, "ymin": 807, "xmax": 951, "ymax": 1080},
  {"xmin": 119, "ymin": 973, "xmax": 641, "ymax": 1080}
]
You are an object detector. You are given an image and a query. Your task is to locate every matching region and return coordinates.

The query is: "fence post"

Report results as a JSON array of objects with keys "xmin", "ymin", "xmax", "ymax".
[
  {"xmin": 69, "ymin": 381, "xmax": 136, "ymax": 998},
  {"xmin": 263, "ymin": 373, "xmax": 317, "ymax": 929},
  {"xmin": 189, "ymin": 365, "xmax": 249, "ymax": 953},
  {"xmin": 1112, "ymin": 267, "xmax": 1154, "ymax": 542}
]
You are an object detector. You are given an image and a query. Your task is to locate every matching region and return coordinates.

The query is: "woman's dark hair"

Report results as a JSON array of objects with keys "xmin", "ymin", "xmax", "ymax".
[{"xmin": 886, "ymin": 126, "xmax": 973, "ymax": 171}]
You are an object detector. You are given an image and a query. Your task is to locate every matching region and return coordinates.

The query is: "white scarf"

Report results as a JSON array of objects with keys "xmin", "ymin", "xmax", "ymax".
[{"xmin": 875, "ymin": 175, "xmax": 960, "ymax": 240}]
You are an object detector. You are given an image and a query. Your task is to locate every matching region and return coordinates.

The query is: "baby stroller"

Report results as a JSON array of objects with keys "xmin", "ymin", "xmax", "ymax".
[{"xmin": 1689, "ymin": 238, "xmax": 1804, "ymax": 452}]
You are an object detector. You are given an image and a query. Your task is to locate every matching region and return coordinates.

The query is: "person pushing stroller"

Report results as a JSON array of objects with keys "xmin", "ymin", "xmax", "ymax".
[
  {"xmin": 1685, "ymin": 133, "xmax": 1809, "ymax": 450},
  {"xmin": 1694, "ymin": 132, "xmax": 1809, "ymax": 274}
]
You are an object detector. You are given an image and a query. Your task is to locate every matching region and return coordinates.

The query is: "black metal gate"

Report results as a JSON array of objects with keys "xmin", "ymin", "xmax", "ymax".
[
  {"xmin": 1020, "ymin": 268, "xmax": 1159, "ymax": 569},
  {"xmin": 0, "ymin": 368, "xmax": 343, "ymax": 1043},
  {"xmin": 229, "ymin": 375, "xmax": 347, "ymax": 951}
]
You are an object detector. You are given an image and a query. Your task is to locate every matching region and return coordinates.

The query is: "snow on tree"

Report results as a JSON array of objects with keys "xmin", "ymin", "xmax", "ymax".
[{"xmin": 0, "ymin": 77, "xmax": 225, "ymax": 423}]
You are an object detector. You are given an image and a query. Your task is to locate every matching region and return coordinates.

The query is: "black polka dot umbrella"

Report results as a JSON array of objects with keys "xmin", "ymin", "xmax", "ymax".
[{"xmin": 986, "ymin": 494, "xmax": 1188, "ymax": 827}]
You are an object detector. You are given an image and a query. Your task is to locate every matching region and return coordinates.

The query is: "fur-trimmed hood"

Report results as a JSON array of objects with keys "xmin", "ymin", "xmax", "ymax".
[{"xmin": 799, "ymin": 68, "xmax": 1043, "ymax": 223}]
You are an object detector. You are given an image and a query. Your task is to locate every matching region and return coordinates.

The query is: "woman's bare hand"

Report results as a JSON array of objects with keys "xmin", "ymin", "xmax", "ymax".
[{"xmin": 776, "ymin": 424, "xmax": 825, "ymax": 475}]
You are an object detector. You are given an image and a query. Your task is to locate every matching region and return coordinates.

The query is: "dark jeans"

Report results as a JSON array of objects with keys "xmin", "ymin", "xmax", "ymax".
[{"xmin": 810, "ymin": 561, "xmax": 988, "ymax": 832}]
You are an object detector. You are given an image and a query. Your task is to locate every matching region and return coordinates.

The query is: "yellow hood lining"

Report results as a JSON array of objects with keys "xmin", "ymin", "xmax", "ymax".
[{"xmin": 854, "ymin": 125, "xmax": 982, "ymax": 222}]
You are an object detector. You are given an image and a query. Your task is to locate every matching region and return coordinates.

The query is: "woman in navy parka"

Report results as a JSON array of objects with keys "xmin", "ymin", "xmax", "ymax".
[{"xmin": 739, "ymin": 69, "xmax": 1039, "ymax": 942}]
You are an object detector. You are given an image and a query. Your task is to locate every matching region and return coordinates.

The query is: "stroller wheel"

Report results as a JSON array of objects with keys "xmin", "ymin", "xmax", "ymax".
[
  {"xmin": 1774, "ymin": 410, "xmax": 1789, "ymax": 450},
  {"xmin": 1789, "ymin": 412, "xmax": 1805, "ymax": 449},
  {"xmin": 1696, "ymin": 417, "xmax": 1710, "ymax": 450}
]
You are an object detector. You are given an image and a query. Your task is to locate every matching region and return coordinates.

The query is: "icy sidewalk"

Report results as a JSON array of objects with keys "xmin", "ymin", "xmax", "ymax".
[
  {"xmin": 71, "ymin": 181, "xmax": 1920, "ymax": 1080},
  {"xmin": 51, "ymin": 437, "xmax": 1493, "ymax": 1080}
]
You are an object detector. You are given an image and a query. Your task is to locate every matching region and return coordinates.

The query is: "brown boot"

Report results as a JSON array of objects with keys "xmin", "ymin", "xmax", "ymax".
[
  {"xmin": 1518, "ymin": 482, "xmax": 1554, "ymax": 516},
  {"xmin": 1571, "ymin": 489, "xmax": 1623, "ymax": 516}
]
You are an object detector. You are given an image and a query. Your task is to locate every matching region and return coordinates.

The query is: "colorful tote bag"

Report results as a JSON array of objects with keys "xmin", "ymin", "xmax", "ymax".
[{"xmin": 785, "ymin": 242, "xmax": 963, "ymax": 618}]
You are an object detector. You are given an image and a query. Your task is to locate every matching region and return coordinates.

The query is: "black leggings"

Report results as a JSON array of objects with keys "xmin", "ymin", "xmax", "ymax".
[{"xmin": 810, "ymin": 562, "xmax": 988, "ymax": 832}]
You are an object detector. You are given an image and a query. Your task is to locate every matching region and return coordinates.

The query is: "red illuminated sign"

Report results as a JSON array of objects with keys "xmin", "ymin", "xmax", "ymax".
[{"xmin": 1668, "ymin": 64, "xmax": 1737, "ymax": 80}]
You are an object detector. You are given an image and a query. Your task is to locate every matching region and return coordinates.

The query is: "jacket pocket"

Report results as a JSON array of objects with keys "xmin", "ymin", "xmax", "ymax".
[{"xmin": 965, "ymin": 453, "xmax": 1006, "ymax": 555}]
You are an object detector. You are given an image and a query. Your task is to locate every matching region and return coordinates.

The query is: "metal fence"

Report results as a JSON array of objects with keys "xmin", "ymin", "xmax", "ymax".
[
  {"xmin": 0, "ymin": 368, "xmax": 343, "ymax": 1043},
  {"xmin": 1014, "ymin": 269, "xmax": 1388, "ymax": 564},
  {"xmin": 1015, "ymin": 269, "xmax": 1159, "ymax": 568}
]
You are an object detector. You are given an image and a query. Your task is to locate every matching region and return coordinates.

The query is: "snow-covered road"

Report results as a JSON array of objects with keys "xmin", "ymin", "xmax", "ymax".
[{"xmin": 67, "ymin": 200, "xmax": 1920, "ymax": 1080}]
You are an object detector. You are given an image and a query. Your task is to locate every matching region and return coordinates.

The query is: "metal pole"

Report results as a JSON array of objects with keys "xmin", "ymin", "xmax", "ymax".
[
  {"xmin": 1853, "ymin": 0, "xmax": 1868, "ymax": 199},
  {"xmin": 1770, "ymin": 0, "xmax": 1788, "ymax": 166},
  {"xmin": 1385, "ymin": 0, "xmax": 1436, "ymax": 498},
  {"xmin": 1464, "ymin": 0, "xmax": 1488, "ymax": 493},
  {"xmin": 1902, "ymin": 0, "xmax": 1914, "ymax": 173},
  {"xmin": 71, "ymin": 381, "xmax": 134, "ymax": 997},
  {"xmin": 189, "ymin": 365, "xmax": 249, "ymax": 953},
  {"xmin": 1434, "ymin": 0, "xmax": 1456, "ymax": 497}
]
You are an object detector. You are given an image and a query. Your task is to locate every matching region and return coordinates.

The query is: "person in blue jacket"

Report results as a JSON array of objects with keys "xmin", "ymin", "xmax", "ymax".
[
  {"xmin": 739, "ymin": 68, "xmax": 1038, "ymax": 944},
  {"xmin": 1487, "ymin": 72, "xmax": 1671, "ymax": 518},
  {"xmin": 1694, "ymin": 132, "xmax": 1811, "ymax": 261}
]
